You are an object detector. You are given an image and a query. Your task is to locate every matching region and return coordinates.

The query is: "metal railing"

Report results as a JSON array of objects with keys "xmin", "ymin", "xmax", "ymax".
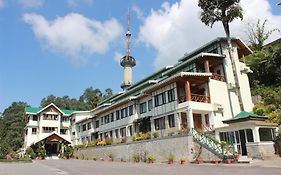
[
  {"xmin": 191, "ymin": 128, "xmax": 235, "ymax": 159},
  {"xmin": 178, "ymin": 94, "xmax": 210, "ymax": 103}
]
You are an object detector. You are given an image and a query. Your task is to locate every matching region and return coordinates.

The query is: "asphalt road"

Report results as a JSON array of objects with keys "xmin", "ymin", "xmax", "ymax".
[{"xmin": 0, "ymin": 159, "xmax": 280, "ymax": 175}]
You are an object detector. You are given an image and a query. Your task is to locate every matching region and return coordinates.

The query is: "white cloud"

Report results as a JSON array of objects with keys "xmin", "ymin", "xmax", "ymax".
[
  {"xmin": 0, "ymin": 0, "xmax": 4, "ymax": 8},
  {"xmin": 23, "ymin": 13, "xmax": 123, "ymax": 63},
  {"xmin": 132, "ymin": 4, "xmax": 144, "ymax": 21},
  {"xmin": 19, "ymin": 0, "xmax": 44, "ymax": 8},
  {"xmin": 66, "ymin": 0, "xmax": 93, "ymax": 8},
  {"xmin": 114, "ymin": 51, "xmax": 123, "ymax": 63},
  {"xmin": 138, "ymin": 0, "xmax": 281, "ymax": 69}
]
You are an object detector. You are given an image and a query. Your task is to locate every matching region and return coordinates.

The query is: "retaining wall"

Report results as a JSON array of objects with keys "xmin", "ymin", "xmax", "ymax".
[{"xmin": 74, "ymin": 135, "xmax": 194, "ymax": 162}]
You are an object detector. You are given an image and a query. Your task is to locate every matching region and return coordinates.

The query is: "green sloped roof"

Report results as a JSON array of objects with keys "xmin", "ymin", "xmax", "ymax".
[
  {"xmin": 233, "ymin": 111, "xmax": 258, "ymax": 120},
  {"xmin": 25, "ymin": 107, "xmax": 80, "ymax": 115},
  {"xmin": 25, "ymin": 107, "xmax": 41, "ymax": 113}
]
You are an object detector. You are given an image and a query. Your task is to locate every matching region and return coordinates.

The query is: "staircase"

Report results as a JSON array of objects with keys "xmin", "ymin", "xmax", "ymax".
[{"xmin": 191, "ymin": 128, "xmax": 236, "ymax": 160}]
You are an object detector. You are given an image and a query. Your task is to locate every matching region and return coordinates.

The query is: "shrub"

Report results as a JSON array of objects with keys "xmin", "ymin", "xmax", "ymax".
[
  {"xmin": 92, "ymin": 155, "xmax": 97, "ymax": 161},
  {"xmin": 108, "ymin": 153, "xmax": 114, "ymax": 161},
  {"xmin": 105, "ymin": 137, "xmax": 113, "ymax": 145},
  {"xmin": 132, "ymin": 153, "xmax": 140, "ymax": 162},
  {"xmin": 167, "ymin": 152, "xmax": 174, "ymax": 161},
  {"xmin": 152, "ymin": 132, "xmax": 159, "ymax": 138},
  {"xmin": 97, "ymin": 141, "xmax": 106, "ymax": 146},
  {"xmin": 146, "ymin": 154, "xmax": 155, "ymax": 163},
  {"xmin": 121, "ymin": 137, "xmax": 127, "ymax": 143}
]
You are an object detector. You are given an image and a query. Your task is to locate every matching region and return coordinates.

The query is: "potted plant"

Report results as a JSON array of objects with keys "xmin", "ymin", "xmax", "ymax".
[
  {"xmin": 167, "ymin": 152, "xmax": 174, "ymax": 164},
  {"xmin": 146, "ymin": 154, "xmax": 155, "ymax": 163},
  {"xmin": 92, "ymin": 155, "xmax": 97, "ymax": 161},
  {"xmin": 180, "ymin": 156, "xmax": 186, "ymax": 164},
  {"xmin": 133, "ymin": 153, "xmax": 140, "ymax": 163},
  {"xmin": 108, "ymin": 153, "xmax": 114, "ymax": 161}
]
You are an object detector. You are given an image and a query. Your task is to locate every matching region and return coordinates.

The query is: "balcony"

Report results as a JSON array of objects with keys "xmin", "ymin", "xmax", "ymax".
[
  {"xmin": 178, "ymin": 94, "xmax": 210, "ymax": 103},
  {"xmin": 211, "ymin": 73, "xmax": 225, "ymax": 82}
]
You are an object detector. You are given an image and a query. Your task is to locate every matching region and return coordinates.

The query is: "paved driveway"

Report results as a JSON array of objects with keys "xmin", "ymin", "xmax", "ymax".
[{"xmin": 0, "ymin": 159, "xmax": 280, "ymax": 175}]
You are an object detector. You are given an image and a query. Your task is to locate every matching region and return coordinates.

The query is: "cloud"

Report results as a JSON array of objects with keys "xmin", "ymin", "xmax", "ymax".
[
  {"xmin": 114, "ymin": 51, "xmax": 123, "ymax": 63},
  {"xmin": 138, "ymin": 0, "xmax": 281, "ymax": 69},
  {"xmin": 132, "ymin": 4, "xmax": 144, "ymax": 21},
  {"xmin": 0, "ymin": 0, "xmax": 4, "ymax": 8},
  {"xmin": 66, "ymin": 0, "xmax": 93, "ymax": 8},
  {"xmin": 19, "ymin": 0, "xmax": 44, "ymax": 8},
  {"xmin": 23, "ymin": 13, "xmax": 123, "ymax": 63}
]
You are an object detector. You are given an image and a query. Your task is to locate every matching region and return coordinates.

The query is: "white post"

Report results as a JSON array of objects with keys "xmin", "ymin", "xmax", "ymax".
[
  {"xmin": 187, "ymin": 107, "xmax": 194, "ymax": 129},
  {"xmin": 253, "ymin": 127, "xmax": 260, "ymax": 142}
]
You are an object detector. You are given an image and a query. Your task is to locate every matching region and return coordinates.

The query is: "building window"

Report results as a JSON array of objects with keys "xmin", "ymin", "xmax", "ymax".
[
  {"xmin": 110, "ymin": 113, "xmax": 114, "ymax": 122},
  {"xmin": 25, "ymin": 129, "xmax": 28, "ymax": 135},
  {"xmin": 60, "ymin": 129, "xmax": 68, "ymax": 135},
  {"xmin": 43, "ymin": 114, "xmax": 58, "ymax": 120},
  {"xmin": 105, "ymin": 115, "xmax": 109, "ymax": 124},
  {"xmin": 32, "ymin": 128, "xmax": 37, "ymax": 134},
  {"xmin": 259, "ymin": 128, "xmax": 275, "ymax": 141},
  {"xmin": 148, "ymin": 99, "xmax": 153, "ymax": 111},
  {"xmin": 87, "ymin": 122, "xmax": 91, "ymax": 130},
  {"xmin": 95, "ymin": 120, "xmax": 99, "ymax": 128},
  {"xmin": 185, "ymin": 63, "xmax": 196, "ymax": 72},
  {"xmin": 42, "ymin": 127, "xmax": 57, "ymax": 133},
  {"xmin": 140, "ymin": 102, "xmax": 147, "ymax": 114},
  {"xmin": 121, "ymin": 108, "xmax": 128, "ymax": 119},
  {"xmin": 168, "ymin": 114, "xmax": 175, "ymax": 128},
  {"xmin": 109, "ymin": 131, "xmax": 113, "ymax": 138},
  {"xmin": 129, "ymin": 105, "xmax": 134, "ymax": 116},
  {"xmin": 246, "ymin": 129, "xmax": 254, "ymax": 142},
  {"xmin": 154, "ymin": 92, "xmax": 166, "ymax": 107},
  {"xmin": 61, "ymin": 116, "xmax": 69, "ymax": 122},
  {"xmin": 120, "ymin": 127, "xmax": 126, "ymax": 137},
  {"xmin": 154, "ymin": 117, "xmax": 165, "ymax": 130},
  {"xmin": 72, "ymin": 132, "xmax": 75, "ymax": 136},
  {"xmin": 78, "ymin": 126, "xmax": 81, "ymax": 132},
  {"xmin": 116, "ymin": 110, "xmax": 120, "ymax": 120},
  {"xmin": 167, "ymin": 89, "xmax": 175, "ymax": 102},
  {"xmin": 32, "ymin": 115, "xmax": 38, "ymax": 121},
  {"xmin": 82, "ymin": 124, "xmax": 87, "ymax": 131},
  {"xmin": 101, "ymin": 117, "xmax": 104, "ymax": 125}
]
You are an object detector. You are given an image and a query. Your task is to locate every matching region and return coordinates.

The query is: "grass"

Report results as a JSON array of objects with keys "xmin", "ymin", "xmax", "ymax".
[{"xmin": 0, "ymin": 158, "xmax": 32, "ymax": 163}]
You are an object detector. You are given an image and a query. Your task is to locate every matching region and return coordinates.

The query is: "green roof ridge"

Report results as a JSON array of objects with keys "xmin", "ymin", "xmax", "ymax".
[{"xmin": 25, "ymin": 106, "xmax": 82, "ymax": 115}]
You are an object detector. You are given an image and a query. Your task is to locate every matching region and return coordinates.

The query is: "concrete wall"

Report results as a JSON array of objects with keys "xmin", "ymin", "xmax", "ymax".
[
  {"xmin": 74, "ymin": 135, "xmax": 194, "ymax": 162},
  {"xmin": 247, "ymin": 142, "xmax": 276, "ymax": 159}
]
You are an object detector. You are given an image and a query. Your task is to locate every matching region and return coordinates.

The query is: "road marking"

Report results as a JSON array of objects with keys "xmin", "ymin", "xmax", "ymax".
[{"xmin": 50, "ymin": 168, "xmax": 69, "ymax": 175}]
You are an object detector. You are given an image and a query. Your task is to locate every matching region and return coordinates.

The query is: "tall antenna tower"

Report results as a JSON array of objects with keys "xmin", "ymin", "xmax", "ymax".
[{"xmin": 120, "ymin": 10, "xmax": 136, "ymax": 90}]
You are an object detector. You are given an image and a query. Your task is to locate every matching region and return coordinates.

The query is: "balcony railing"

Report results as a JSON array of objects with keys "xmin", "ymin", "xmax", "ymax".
[
  {"xmin": 178, "ymin": 94, "xmax": 210, "ymax": 103},
  {"xmin": 211, "ymin": 73, "xmax": 226, "ymax": 82}
]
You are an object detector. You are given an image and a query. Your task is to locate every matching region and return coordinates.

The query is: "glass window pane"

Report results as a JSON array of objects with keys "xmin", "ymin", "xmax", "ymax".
[{"xmin": 246, "ymin": 129, "xmax": 254, "ymax": 142}]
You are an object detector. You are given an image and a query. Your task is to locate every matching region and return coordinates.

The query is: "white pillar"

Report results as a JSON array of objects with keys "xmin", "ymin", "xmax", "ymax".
[
  {"xmin": 176, "ymin": 113, "xmax": 181, "ymax": 130},
  {"xmin": 187, "ymin": 107, "xmax": 194, "ymax": 129},
  {"xmin": 253, "ymin": 127, "xmax": 260, "ymax": 142},
  {"xmin": 151, "ymin": 119, "xmax": 155, "ymax": 132}
]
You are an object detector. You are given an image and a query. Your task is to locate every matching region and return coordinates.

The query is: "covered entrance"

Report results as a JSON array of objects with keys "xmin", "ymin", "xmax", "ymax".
[
  {"xmin": 134, "ymin": 116, "xmax": 151, "ymax": 133},
  {"xmin": 33, "ymin": 133, "xmax": 71, "ymax": 156},
  {"xmin": 217, "ymin": 111, "xmax": 278, "ymax": 158}
]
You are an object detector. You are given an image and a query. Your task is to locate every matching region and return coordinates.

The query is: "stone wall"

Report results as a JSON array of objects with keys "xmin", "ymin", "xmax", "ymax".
[
  {"xmin": 247, "ymin": 142, "xmax": 276, "ymax": 159},
  {"xmin": 194, "ymin": 142, "xmax": 221, "ymax": 161},
  {"xmin": 74, "ymin": 135, "xmax": 194, "ymax": 162}
]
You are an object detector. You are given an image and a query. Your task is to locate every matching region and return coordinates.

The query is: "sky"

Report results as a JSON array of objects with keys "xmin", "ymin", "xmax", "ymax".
[{"xmin": 0, "ymin": 0, "xmax": 281, "ymax": 112}]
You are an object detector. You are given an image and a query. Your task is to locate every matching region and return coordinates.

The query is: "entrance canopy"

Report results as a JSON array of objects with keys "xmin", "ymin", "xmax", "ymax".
[{"xmin": 34, "ymin": 132, "xmax": 71, "ymax": 145}]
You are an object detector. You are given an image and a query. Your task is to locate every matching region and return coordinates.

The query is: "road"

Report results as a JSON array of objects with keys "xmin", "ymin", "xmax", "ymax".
[{"xmin": 0, "ymin": 159, "xmax": 280, "ymax": 175}]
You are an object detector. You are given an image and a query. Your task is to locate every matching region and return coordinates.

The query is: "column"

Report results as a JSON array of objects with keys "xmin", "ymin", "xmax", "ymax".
[
  {"xmin": 150, "ymin": 119, "xmax": 155, "ymax": 132},
  {"xmin": 165, "ymin": 116, "xmax": 169, "ymax": 129},
  {"xmin": 175, "ymin": 113, "xmax": 181, "ymax": 130},
  {"xmin": 185, "ymin": 81, "xmax": 191, "ymax": 101},
  {"xmin": 253, "ymin": 127, "xmax": 260, "ymax": 143},
  {"xmin": 187, "ymin": 108, "xmax": 194, "ymax": 129},
  {"xmin": 204, "ymin": 60, "xmax": 210, "ymax": 73}
]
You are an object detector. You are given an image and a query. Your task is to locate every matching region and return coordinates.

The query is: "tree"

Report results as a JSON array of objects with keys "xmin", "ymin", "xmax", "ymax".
[
  {"xmin": 103, "ymin": 88, "xmax": 113, "ymax": 99},
  {"xmin": 198, "ymin": 0, "xmax": 244, "ymax": 112},
  {"xmin": 198, "ymin": 0, "xmax": 243, "ymax": 38},
  {"xmin": 246, "ymin": 19, "xmax": 280, "ymax": 51},
  {"xmin": 79, "ymin": 87, "xmax": 103, "ymax": 110},
  {"xmin": 0, "ymin": 102, "xmax": 28, "ymax": 156}
]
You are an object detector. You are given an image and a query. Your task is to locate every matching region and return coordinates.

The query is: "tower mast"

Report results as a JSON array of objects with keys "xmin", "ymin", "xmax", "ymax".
[{"xmin": 120, "ymin": 10, "xmax": 136, "ymax": 90}]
